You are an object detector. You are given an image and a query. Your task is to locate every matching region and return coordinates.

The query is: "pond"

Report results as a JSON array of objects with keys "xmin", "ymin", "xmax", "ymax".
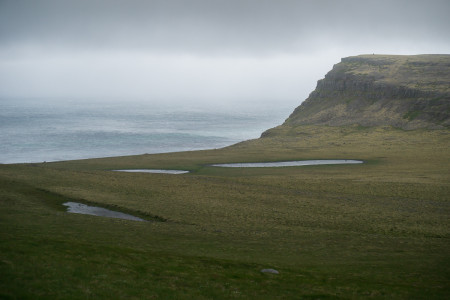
[
  {"xmin": 63, "ymin": 202, "xmax": 146, "ymax": 222},
  {"xmin": 113, "ymin": 169, "xmax": 189, "ymax": 174},
  {"xmin": 211, "ymin": 160, "xmax": 363, "ymax": 168}
]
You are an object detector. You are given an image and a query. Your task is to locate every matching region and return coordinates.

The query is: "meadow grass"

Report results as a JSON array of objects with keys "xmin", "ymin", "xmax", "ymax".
[{"xmin": 1, "ymin": 125, "xmax": 449, "ymax": 299}]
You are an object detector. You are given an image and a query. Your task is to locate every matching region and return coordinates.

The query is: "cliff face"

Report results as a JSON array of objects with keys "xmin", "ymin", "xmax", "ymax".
[{"xmin": 280, "ymin": 54, "xmax": 450, "ymax": 130}]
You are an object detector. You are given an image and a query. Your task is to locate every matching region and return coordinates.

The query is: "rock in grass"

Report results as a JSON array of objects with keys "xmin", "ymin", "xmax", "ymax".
[{"xmin": 261, "ymin": 268, "xmax": 279, "ymax": 274}]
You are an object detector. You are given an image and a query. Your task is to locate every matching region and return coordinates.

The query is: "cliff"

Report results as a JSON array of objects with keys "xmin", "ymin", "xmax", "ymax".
[{"xmin": 267, "ymin": 54, "xmax": 450, "ymax": 133}]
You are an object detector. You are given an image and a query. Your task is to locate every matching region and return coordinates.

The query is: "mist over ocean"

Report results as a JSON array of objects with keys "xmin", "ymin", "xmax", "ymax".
[{"xmin": 0, "ymin": 98, "xmax": 296, "ymax": 164}]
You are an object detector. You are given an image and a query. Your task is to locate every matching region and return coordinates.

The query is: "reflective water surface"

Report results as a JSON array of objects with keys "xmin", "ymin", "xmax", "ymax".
[
  {"xmin": 211, "ymin": 160, "xmax": 363, "ymax": 168},
  {"xmin": 113, "ymin": 169, "xmax": 189, "ymax": 174},
  {"xmin": 63, "ymin": 202, "xmax": 146, "ymax": 221}
]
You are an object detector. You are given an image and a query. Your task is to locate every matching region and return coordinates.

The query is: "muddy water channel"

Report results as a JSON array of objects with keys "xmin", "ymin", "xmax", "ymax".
[
  {"xmin": 211, "ymin": 160, "xmax": 363, "ymax": 168},
  {"xmin": 63, "ymin": 202, "xmax": 146, "ymax": 221}
]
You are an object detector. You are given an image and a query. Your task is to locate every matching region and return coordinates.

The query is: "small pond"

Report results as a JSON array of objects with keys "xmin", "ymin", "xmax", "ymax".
[
  {"xmin": 211, "ymin": 160, "xmax": 363, "ymax": 168},
  {"xmin": 113, "ymin": 169, "xmax": 189, "ymax": 174},
  {"xmin": 63, "ymin": 202, "xmax": 146, "ymax": 222}
]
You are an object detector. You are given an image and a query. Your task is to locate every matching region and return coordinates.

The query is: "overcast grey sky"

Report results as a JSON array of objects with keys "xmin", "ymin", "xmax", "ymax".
[{"xmin": 1, "ymin": 0, "xmax": 449, "ymax": 104}]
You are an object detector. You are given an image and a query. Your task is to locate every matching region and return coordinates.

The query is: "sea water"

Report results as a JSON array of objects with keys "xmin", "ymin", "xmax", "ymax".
[{"xmin": 0, "ymin": 98, "xmax": 296, "ymax": 163}]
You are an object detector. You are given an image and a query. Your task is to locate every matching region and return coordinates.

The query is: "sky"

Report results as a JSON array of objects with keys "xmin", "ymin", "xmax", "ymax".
[{"xmin": 1, "ymin": 0, "xmax": 449, "ymax": 105}]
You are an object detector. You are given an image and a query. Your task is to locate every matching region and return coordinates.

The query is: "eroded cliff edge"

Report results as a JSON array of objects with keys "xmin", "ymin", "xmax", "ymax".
[{"xmin": 264, "ymin": 54, "xmax": 450, "ymax": 135}]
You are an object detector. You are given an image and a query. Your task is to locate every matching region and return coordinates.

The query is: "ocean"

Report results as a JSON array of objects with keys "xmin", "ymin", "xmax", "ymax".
[{"xmin": 0, "ymin": 98, "xmax": 297, "ymax": 164}]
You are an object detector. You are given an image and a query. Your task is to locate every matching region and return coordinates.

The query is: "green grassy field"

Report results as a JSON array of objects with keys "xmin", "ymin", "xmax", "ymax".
[{"xmin": 1, "ymin": 125, "xmax": 449, "ymax": 299}]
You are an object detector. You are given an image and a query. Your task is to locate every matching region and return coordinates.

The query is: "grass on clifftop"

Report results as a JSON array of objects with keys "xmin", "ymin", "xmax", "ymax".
[
  {"xmin": 343, "ymin": 54, "xmax": 450, "ymax": 94},
  {"xmin": 1, "ymin": 125, "xmax": 449, "ymax": 299}
]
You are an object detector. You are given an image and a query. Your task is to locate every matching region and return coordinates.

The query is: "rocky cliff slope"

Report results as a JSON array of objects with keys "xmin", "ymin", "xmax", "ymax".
[{"xmin": 271, "ymin": 54, "xmax": 450, "ymax": 132}]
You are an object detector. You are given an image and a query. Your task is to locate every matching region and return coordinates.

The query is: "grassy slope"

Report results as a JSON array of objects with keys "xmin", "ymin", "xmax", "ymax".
[{"xmin": 1, "ymin": 125, "xmax": 449, "ymax": 299}]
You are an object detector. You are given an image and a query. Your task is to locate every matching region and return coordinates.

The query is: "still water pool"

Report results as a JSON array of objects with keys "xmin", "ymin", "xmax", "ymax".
[
  {"xmin": 113, "ymin": 169, "xmax": 189, "ymax": 174},
  {"xmin": 211, "ymin": 160, "xmax": 363, "ymax": 168},
  {"xmin": 63, "ymin": 202, "xmax": 146, "ymax": 221}
]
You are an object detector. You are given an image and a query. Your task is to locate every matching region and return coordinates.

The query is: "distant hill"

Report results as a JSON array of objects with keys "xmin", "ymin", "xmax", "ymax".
[{"xmin": 265, "ymin": 54, "xmax": 450, "ymax": 135}]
